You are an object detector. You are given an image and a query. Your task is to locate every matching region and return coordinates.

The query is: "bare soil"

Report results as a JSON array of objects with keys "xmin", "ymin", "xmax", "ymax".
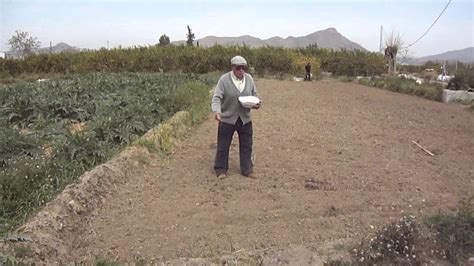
[{"xmin": 11, "ymin": 79, "xmax": 474, "ymax": 263}]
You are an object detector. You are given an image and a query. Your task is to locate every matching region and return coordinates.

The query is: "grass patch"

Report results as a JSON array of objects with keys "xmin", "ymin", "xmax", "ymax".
[
  {"xmin": 358, "ymin": 76, "xmax": 444, "ymax": 101},
  {"xmin": 324, "ymin": 199, "xmax": 473, "ymax": 265},
  {"xmin": 335, "ymin": 75, "xmax": 355, "ymax": 83},
  {"xmin": 13, "ymin": 246, "xmax": 33, "ymax": 259},
  {"xmin": 95, "ymin": 258, "xmax": 121, "ymax": 266},
  {"xmin": 130, "ymin": 153, "xmax": 151, "ymax": 165},
  {"xmin": 424, "ymin": 198, "xmax": 473, "ymax": 264},
  {"xmin": 133, "ymin": 139, "xmax": 159, "ymax": 154},
  {"xmin": 0, "ymin": 253, "xmax": 20, "ymax": 265}
]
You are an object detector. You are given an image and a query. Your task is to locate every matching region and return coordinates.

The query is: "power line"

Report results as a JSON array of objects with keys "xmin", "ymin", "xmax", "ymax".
[{"xmin": 406, "ymin": 0, "xmax": 451, "ymax": 48}]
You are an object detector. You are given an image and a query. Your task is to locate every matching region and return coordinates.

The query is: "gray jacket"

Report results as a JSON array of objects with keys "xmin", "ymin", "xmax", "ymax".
[{"xmin": 211, "ymin": 71, "xmax": 258, "ymax": 125}]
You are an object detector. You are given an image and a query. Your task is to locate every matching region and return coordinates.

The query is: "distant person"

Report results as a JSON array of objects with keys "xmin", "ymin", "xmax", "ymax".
[
  {"xmin": 304, "ymin": 62, "xmax": 312, "ymax": 81},
  {"xmin": 211, "ymin": 55, "xmax": 261, "ymax": 179}
]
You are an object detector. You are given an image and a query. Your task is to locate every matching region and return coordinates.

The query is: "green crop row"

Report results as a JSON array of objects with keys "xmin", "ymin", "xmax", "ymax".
[{"xmin": 0, "ymin": 72, "xmax": 216, "ymax": 235}]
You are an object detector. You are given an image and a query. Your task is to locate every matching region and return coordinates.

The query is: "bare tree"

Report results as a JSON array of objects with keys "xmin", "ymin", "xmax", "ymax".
[
  {"xmin": 384, "ymin": 30, "xmax": 403, "ymax": 75},
  {"xmin": 8, "ymin": 30, "xmax": 41, "ymax": 58}
]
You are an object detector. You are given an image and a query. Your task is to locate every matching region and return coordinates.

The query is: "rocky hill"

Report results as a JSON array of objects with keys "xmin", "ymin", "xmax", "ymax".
[
  {"xmin": 173, "ymin": 28, "xmax": 366, "ymax": 50},
  {"xmin": 5, "ymin": 42, "xmax": 81, "ymax": 59},
  {"xmin": 406, "ymin": 47, "xmax": 474, "ymax": 64}
]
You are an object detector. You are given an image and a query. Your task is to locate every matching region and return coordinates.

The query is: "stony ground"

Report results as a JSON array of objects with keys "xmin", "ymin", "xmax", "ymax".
[{"xmin": 65, "ymin": 79, "xmax": 473, "ymax": 263}]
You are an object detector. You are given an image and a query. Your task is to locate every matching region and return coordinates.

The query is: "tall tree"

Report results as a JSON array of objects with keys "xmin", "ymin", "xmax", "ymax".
[
  {"xmin": 8, "ymin": 30, "xmax": 41, "ymax": 58},
  {"xmin": 384, "ymin": 30, "xmax": 403, "ymax": 75},
  {"xmin": 159, "ymin": 34, "xmax": 170, "ymax": 46},
  {"xmin": 186, "ymin": 25, "xmax": 195, "ymax": 46}
]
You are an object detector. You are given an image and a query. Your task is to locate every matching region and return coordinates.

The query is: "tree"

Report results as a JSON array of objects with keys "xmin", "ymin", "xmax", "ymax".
[
  {"xmin": 186, "ymin": 25, "xmax": 195, "ymax": 46},
  {"xmin": 8, "ymin": 30, "xmax": 41, "ymax": 58},
  {"xmin": 384, "ymin": 30, "xmax": 403, "ymax": 75},
  {"xmin": 159, "ymin": 34, "xmax": 170, "ymax": 46}
]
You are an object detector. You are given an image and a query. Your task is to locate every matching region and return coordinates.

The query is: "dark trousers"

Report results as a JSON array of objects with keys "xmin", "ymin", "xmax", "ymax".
[
  {"xmin": 304, "ymin": 72, "xmax": 311, "ymax": 81},
  {"xmin": 214, "ymin": 118, "xmax": 253, "ymax": 176}
]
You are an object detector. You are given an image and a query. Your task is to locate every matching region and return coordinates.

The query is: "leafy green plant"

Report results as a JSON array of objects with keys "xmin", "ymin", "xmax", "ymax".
[{"xmin": 0, "ymin": 72, "xmax": 216, "ymax": 236}]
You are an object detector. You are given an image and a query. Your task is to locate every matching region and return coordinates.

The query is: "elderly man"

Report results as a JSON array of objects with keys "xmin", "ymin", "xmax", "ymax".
[{"xmin": 211, "ymin": 55, "xmax": 260, "ymax": 179}]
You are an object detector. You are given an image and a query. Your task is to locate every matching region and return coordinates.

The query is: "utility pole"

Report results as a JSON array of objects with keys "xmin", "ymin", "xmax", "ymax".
[
  {"xmin": 107, "ymin": 40, "xmax": 109, "ymax": 50},
  {"xmin": 379, "ymin": 25, "xmax": 383, "ymax": 54},
  {"xmin": 50, "ymin": 41, "xmax": 52, "ymax": 54}
]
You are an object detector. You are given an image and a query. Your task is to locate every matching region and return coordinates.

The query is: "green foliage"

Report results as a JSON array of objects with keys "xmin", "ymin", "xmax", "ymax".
[
  {"xmin": 186, "ymin": 25, "xmax": 195, "ymax": 46},
  {"xmin": 0, "ymin": 253, "xmax": 19, "ymax": 265},
  {"xmin": 298, "ymin": 47, "xmax": 385, "ymax": 77},
  {"xmin": 327, "ymin": 199, "xmax": 473, "ymax": 265},
  {"xmin": 398, "ymin": 61, "xmax": 442, "ymax": 74},
  {"xmin": 1, "ymin": 45, "xmax": 384, "ymax": 78},
  {"xmin": 398, "ymin": 61, "xmax": 474, "ymax": 91},
  {"xmin": 161, "ymin": 82, "xmax": 211, "ymax": 114},
  {"xmin": 336, "ymin": 75, "xmax": 355, "ymax": 83},
  {"xmin": 7, "ymin": 30, "xmax": 41, "ymax": 58},
  {"xmin": 134, "ymin": 139, "xmax": 159, "ymax": 154},
  {"xmin": 358, "ymin": 77, "xmax": 444, "ymax": 101},
  {"xmin": 95, "ymin": 257, "xmax": 121, "ymax": 266},
  {"xmin": 0, "ymin": 127, "xmax": 38, "ymax": 166},
  {"xmin": 447, "ymin": 75, "xmax": 468, "ymax": 91},
  {"xmin": 158, "ymin": 34, "xmax": 171, "ymax": 46},
  {"xmin": 0, "ymin": 72, "xmax": 216, "ymax": 236},
  {"xmin": 447, "ymin": 66, "xmax": 474, "ymax": 90},
  {"xmin": 425, "ymin": 198, "xmax": 473, "ymax": 264}
]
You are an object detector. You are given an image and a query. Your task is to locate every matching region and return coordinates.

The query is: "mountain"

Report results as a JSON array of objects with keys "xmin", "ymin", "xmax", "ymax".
[
  {"xmin": 37, "ymin": 42, "xmax": 81, "ymax": 54},
  {"xmin": 5, "ymin": 42, "xmax": 81, "ymax": 59},
  {"xmin": 173, "ymin": 28, "xmax": 366, "ymax": 50},
  {"xmin": 412, "ymin": 47, "xmax": 474, "ymax": 64}
]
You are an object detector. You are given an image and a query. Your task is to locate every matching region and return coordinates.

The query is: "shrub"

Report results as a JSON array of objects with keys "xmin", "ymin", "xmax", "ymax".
[
  {"xmin": 447, "ymin": 68, "xmax": 474, "ymax": 90},
  {"xmin": 354, "ymin": 216, "xmax": 420, "ymax": 264},
  {"xmin": 425, "ymin": 198, "xmax": 473, "ymax": 264},
  {"xmin": 358, "ymin": 77, "xmax": 443, "ymax": 101}
]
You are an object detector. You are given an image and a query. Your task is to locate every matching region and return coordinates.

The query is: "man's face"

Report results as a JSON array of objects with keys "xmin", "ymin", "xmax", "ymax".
[{"xmin": 232, "ymin": 65, "xmax": 246, "ymax": 79}]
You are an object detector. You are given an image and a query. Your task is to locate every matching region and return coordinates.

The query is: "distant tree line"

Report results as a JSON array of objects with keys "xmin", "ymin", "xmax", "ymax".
[
  {"xmin": 2, "ymin": 28, "xmax": 388, "ymax": 78},
  {"xmin": 0, "ymin": 44, "xmax": 388, "ymax": 78}
]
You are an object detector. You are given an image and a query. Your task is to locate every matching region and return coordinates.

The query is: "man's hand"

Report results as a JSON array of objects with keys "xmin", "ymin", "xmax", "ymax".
[
  {"xmin": 252, "ymin": 102, "xmax": 261, "ymax": 109},
  {"xmin": 215, "ymin": 113, "xmax": 222, "ymax": 121}
]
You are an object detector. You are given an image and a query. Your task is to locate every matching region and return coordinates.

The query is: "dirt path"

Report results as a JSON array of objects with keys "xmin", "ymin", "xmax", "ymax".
[{"xmin": 71, "ymin": 79, "xmax": 473, "ymax": 263}]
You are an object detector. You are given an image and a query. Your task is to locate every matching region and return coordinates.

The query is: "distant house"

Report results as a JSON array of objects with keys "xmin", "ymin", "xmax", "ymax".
[{"xmin": 0, "ymin": 52, "xmax": 5, "ymax": 59}]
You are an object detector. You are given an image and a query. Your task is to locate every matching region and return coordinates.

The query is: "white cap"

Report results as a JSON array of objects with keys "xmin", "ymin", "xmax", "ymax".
[{"xmin": 230, "ymin": 55, "xmax": 247, "ymax": 66}]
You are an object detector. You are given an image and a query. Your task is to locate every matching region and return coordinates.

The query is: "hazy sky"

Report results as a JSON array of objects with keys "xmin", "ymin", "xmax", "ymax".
[{"xmin": 1, "ymin": 0, "xmax": 473, "ymax": 57}]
